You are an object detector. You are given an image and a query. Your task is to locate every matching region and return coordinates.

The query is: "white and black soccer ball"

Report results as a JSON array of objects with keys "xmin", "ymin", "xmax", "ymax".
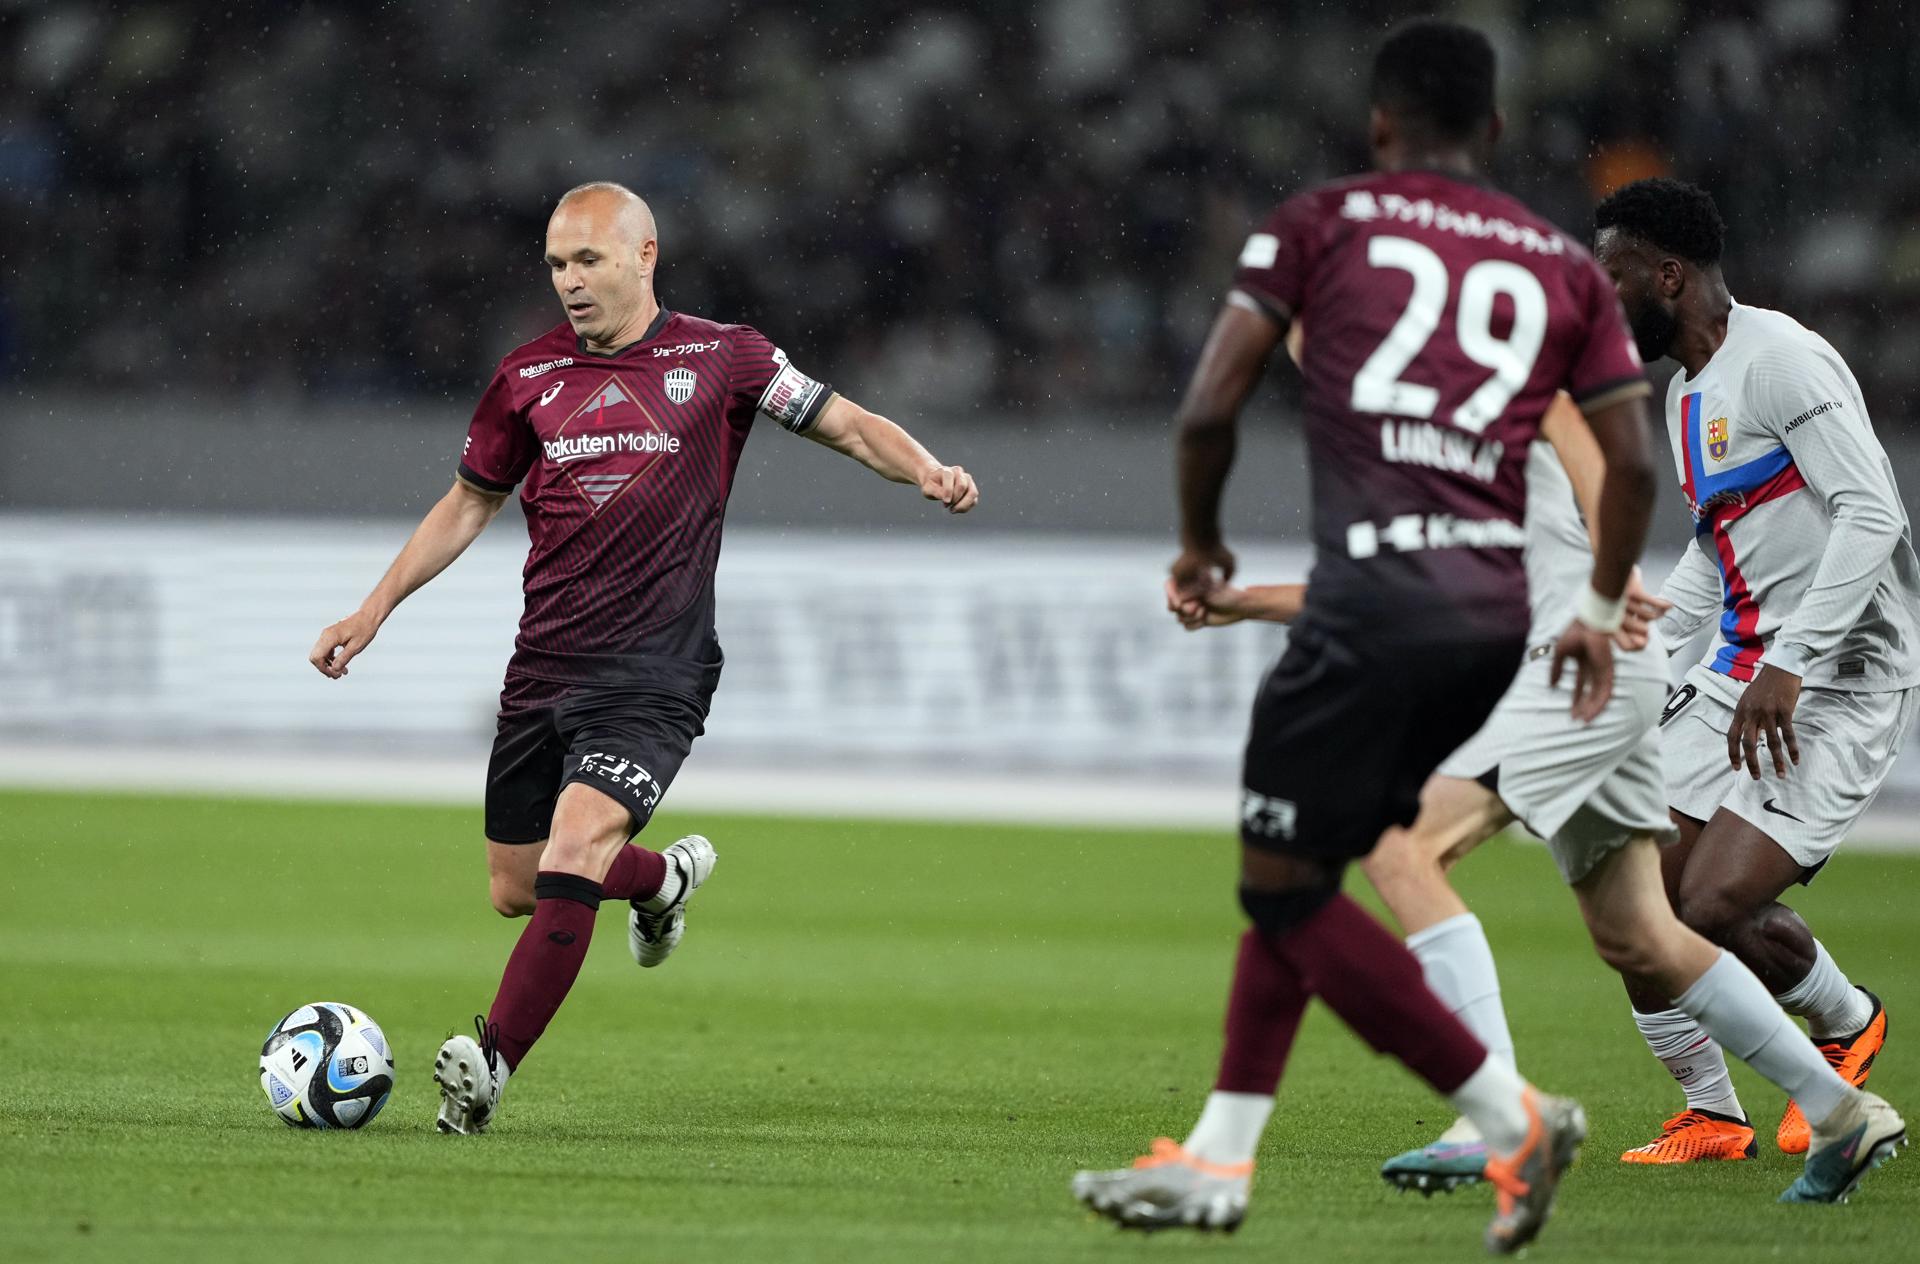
[{"xmin": 259, "ymin": 1001, "xmax": 395, "ymax": 1129}]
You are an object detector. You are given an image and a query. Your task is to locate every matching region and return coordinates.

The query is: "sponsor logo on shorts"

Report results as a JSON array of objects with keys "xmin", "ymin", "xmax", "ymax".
[
  {"xmin": 1839, "ymin": 659, "xmax": 1865, "ymax": 678},
  {"xmin": 1659, "ymin": 683, "xmax": 1697, "ymax": 727},
  {"xmin": 1761, "ymin": 799, "xmax": 1804, "ymax": 822},
  {"xmin": 578, "ymin": 752, "xmax": 663, "ymax": 812},
  {"xmin": 1241, "ymin": 790, "xmax": 1298, "ymax": 841}
]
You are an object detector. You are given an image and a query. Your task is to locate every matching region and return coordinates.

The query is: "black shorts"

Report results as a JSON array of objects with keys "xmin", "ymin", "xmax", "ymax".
[
  {"xmin": 1240, "ymin": 620, "xmax": 1523, "ymax": 862},
  {"xmin": 485, "ymin": 676, "xmax": 710, "ymax": 844}
]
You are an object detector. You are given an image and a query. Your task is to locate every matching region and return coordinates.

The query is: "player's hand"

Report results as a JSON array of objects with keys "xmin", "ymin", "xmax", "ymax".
[
  {"xmin": 1164, "ymin": 579, "xmax": 1250, "ymax": 630},
  {"xmin": 1169, "ymin": 543, "xmax": 1235, "ymax": 608},
  {"xmin": 1550, "ymin": 620, "xmax": 1615, "ymax": 723},
  {"xmin": 920, "ymin": 464, "xmax": 978, "ymax": 513},
  {"xmin": 1728, "ymin": 664, "xmax": 1802, "ymax": 779},
  {"xmin": 310, "ymin": 610, "xmax": 380, "ymax": 679},
  {"xmin": 1615, "ymin": 566, "xmax": 1672, "ymax": 652}
]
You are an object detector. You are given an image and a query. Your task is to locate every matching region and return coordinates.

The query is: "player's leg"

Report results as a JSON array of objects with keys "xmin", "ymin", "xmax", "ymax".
[
  {"xmin": 1077, "ymin": 630, "xmax": 1581, "ymax": 1252},
  {"xmin": 437, "ymin": 780, "xmax": 632, "ymax": 1134},
  {"xmin": 560, "ymin": 688, "xmax": 716, "ymax": 967},
  {"xmin": 1671, "ymin": 808, "xmax": 1882, "ymax": 1151},
  {"xmin": 1361, "ymin": 774, "xmax": 1516, "ymax": 1193},
  {"xmin": 1363, "ymin": 779, "xmax": 1516, "ymax": 1075},
  {"xmin": 1617, "ymin": 807, "xmax": 1761, "ymax": 1155},
  {"xmin": 487, "ymin": 838, "xmax": 544, "ymax": 917},
  {"xmin": 1577, "ymin": 835, "xmax": 1906, "ymax": 1199}
]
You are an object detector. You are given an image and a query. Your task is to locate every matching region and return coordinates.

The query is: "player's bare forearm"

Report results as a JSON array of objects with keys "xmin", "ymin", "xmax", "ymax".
[
  {"xmin": 1175, "ymin": 303, "xmax": 1280, "ymax": 549},
  {"xmin": 1171, "ymin": 302, "xmax": 1282, "ymax": 595},
  {"xmin": 309, "ymin": 479, "xmax": 505, "ymax": 678},
  {"xmin": 1576, "ymin": 395, "xmax": 1657, "ymax": 601},
  {"xmin": 363, "ymin": 480, "xmax": 508, "ymax": 620},
  {"xmin": 806, "ymin": 395, "xmax": 978, "ymax": 512},
  {"xmin": 1539, "ymin": 392, "xmax": 1605, "ymax": 548}
]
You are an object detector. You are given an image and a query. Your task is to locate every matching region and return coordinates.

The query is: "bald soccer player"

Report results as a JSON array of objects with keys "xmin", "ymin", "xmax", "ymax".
[{"xmin": 309, "ymin": 183, "xmax": 979, "ymax": 1135}]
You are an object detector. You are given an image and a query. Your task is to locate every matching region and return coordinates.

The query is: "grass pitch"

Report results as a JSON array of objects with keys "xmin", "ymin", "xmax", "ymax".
[{"xmin": 1, "ymin": 789, "xmax": 1914, "ymax": 1262}]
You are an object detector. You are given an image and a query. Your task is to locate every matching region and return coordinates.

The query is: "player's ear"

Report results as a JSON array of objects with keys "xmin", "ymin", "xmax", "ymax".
[
  {"xmin": 1368, "ymin": 105, "xmax": 1393, "ymax": 156},
  {"xmin": 1658, "ymin": 255, "xmax": 1686, "ymax": 300}
]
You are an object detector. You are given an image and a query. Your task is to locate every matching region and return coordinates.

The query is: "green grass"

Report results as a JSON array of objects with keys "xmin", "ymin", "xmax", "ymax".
[{"xmin": 0, "ymin": 789, "xmax": 1914, "ymax": 1262}]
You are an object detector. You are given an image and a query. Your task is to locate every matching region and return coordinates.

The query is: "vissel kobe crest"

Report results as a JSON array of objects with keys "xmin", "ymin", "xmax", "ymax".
[
  {"xmin": 1706, "ymin": 416, "xmax": 1730, "ymax": 462},
  {"xmin": 664, "ymin": 366, "xmax": 696, "ymax": 405}
]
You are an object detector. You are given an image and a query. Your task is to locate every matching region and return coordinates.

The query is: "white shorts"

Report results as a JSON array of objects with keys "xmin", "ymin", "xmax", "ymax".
[
  {"xmin": 1662, "ymin": 664, "xmax": 1919, "ymax": 871},
  {"xmin": 1439, "ymin": 648, "xmax": 1675, "ymax": 885}
]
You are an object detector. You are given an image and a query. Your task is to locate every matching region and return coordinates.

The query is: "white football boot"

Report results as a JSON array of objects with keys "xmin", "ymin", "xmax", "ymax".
[
  {"xmin": 434, "ymin": 1017, "xmax": 508, "ymax": 1135},
  {"xmin": 1072, "ymin": 1138, "xmax": 1252, "ymax": 1231},
  {"xmin": 629, "ymin": 834, "xmax": 717, "ymax": 968}
]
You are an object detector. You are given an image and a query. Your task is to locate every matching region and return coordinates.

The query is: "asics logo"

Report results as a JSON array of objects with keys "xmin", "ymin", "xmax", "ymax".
[{"xmin": 539, "ymin": 381, "xmax": 565, "ymax": 407}]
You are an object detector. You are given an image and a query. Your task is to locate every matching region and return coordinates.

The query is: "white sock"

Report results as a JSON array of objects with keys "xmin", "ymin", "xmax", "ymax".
[
  {"xmin": 1406, "ymin": 913, "xmax": 1517, "ymax": 1072},
  {"xmin": 1446, "ymin": 1055, "xmax": 1530, "ymax": 1154},
  {"xmin": 1774, "ymin": 940, "xmax": 1874, "ymax": 1039},
  {"xmin": 637, "ymin": 854, "xmax": 685, "ymax": 913},
  {"xmin": 1634, "ymin": 1006, "xmax": 1744, "ymax": 1119},
  {"xmin": 1183, "ymin": 1091, "xmax": 1274, "ymax": 1166},
  {"xmin": 1678, "ymin": 950, "xmax": 1851, "ymax": 1127}
]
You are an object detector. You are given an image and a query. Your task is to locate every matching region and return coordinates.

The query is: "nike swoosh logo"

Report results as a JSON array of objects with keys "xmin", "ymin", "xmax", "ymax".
[{"xmin": 1762, "ymin": 799, "xmax": 1805, "ymax": 822}]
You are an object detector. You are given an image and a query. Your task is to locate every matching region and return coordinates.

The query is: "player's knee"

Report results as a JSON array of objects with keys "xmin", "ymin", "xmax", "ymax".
[
  {"xmin": 1239, "ymin": 882, "xmax": 1341, "ymax": 935},
  {"xmin": 1672, "ymin": 887, "xmax": 1746, "ymax": 946},
  {"xmin": 1589, "ymin": 919, "xmax": 1665, "ymax": 981},
  {"xmin": 489, "ymin": 873, "xmax": 535, "ymax": 918}
]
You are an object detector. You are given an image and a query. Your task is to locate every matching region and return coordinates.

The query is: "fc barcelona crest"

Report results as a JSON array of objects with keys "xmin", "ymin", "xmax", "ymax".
[
  {"xmin": 664, "ymin": 366, "xmax": 696, "ymax": 405},
  {"xmin": 1706, "ymin": 416, "xmax": 1729, "ymax": 462}
]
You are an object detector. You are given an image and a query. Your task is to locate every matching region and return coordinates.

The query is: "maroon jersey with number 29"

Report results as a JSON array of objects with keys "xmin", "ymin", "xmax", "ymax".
[
  {"xmin": 1233, "ymin": 170, "xmax": 1647, "ymax": 641},
  {"xmin": 458, "ymin": 308, "xmax": 832, "ymax": 692}
]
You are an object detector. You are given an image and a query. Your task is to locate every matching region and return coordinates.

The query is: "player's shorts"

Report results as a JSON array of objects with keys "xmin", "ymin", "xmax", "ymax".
[
  {"xmin": 1662, "ymin": 664, "xmax": 1919, "ymax": 872},
  {"xmin": 1240, "ymin": 619, "xmax": 1523, "ymax": 863},
  {"xmin": 484, "ymin": 674, "xmax": 710, "ymax": 844},
  {"xmin": 1438, "ymin": 646, "xmax": 1675, "ymax": 885}
]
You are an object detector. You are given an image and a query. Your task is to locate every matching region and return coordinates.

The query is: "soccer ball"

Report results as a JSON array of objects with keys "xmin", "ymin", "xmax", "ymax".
[{"xmin": 259, "ymin": 1001, "xmax": 396, "ymax": 1129}]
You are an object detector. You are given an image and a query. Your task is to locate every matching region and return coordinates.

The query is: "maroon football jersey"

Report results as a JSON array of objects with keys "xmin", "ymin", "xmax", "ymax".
[
  {"xmin": 1233, "ymin": 170, "xmax": 1648, "ymax": 641},
  {"xmin": 458, "ymin": 308, "xmax": 832, "ymax": 691}
]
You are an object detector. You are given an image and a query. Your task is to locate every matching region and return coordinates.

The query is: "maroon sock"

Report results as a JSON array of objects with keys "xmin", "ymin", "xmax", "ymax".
[
  {"xmin": 485, "ymin": 871, "xmax": 602, "ymax": 1071},
  {"xmin": 1264, "ymin": 893, "xmax": 1486, "ymax": 1094},
  {"xmin": 1215, "ymin": 928, "xmax": 1311, "ymax": 1094},
  {"xmin": 599, "ymin": 844, "xmax": 667, "ymax": 902}
]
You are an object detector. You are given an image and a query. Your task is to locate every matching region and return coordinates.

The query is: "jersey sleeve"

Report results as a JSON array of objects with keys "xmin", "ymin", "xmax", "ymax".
[
  {"xmin": 729, "ymin": 325, "xmax": 833, "ymax": 435},
  {"xmin": 1564, "ymin": 261, "xmax": 1650, "ymax": 415},
  {"xmin": 1749, "ymin": 346, "xmax": 1906, "ymax": 676},
  {"xmin": 1230, "ymin": 193, "xmax": 1319, "ymax": 325},
  {"xmin": 456, "ymin": 366, "xmax": 535, "ymax": 493}
]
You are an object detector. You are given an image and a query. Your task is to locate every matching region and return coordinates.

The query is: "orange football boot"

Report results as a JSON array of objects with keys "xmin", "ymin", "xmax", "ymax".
[
  {"xmin": 1778, "ymin": 989, "xmax": 1887, "ymax": 1155},
  {"xmin": 1620, "ymin": 1109, "xmax": 1756, "ymax": 1164}
]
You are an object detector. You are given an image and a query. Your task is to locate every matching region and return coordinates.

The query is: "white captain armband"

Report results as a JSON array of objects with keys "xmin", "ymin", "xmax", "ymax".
[{"xmin": 756, "ymin": 349, "xmax": 832, "ymax": 434}]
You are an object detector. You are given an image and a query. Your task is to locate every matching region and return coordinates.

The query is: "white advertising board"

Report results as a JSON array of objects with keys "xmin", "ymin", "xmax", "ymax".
[{"xmin": 4, "ymin": 516, "xmax": 1916, "ymax": 806}]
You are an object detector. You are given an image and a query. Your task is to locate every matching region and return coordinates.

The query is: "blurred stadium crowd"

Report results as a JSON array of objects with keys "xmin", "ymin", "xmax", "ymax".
[{"xmin": 4, "ymin": 0, "xmax": 1919, "ymax": 416}]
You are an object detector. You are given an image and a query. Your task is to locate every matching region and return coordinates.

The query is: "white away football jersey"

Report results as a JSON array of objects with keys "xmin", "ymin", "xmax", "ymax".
[{"xmin": 1654, "ymin": 302, "xmax": 1920, "ymax": 693}]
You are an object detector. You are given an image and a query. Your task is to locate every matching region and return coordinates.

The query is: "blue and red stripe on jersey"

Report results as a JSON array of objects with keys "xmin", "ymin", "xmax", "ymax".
[{"xmin": 1678, "ymin": 392, "xmax": 1808, "ymax": 680}]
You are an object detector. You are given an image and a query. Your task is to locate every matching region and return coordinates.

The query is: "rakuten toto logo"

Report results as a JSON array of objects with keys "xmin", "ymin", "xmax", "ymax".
[{"xmin": 544, "ymin": 432, "xmax": 682, "ymax": 463}]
